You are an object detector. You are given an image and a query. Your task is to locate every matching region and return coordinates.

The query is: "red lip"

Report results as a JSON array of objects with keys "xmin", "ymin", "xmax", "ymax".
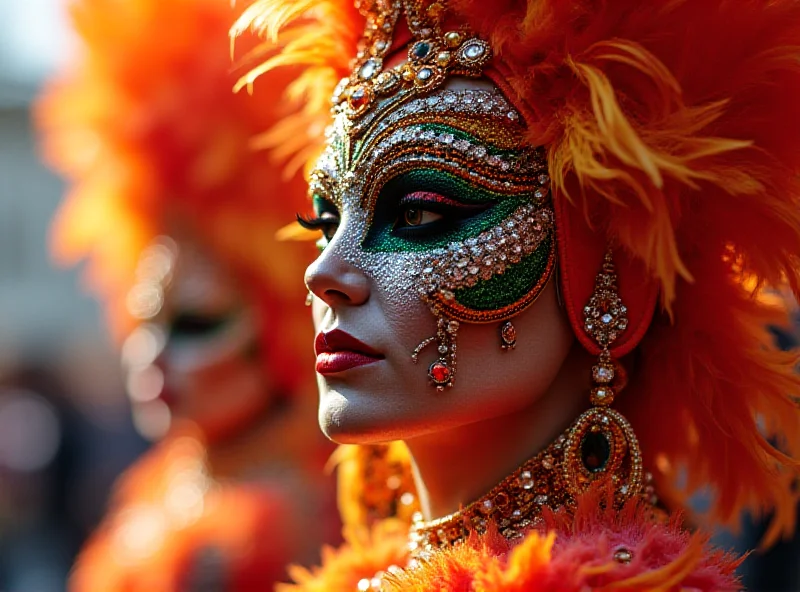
[{"xmin": 315, "ymin": 329, "xmax": 384, "ymax": 374}]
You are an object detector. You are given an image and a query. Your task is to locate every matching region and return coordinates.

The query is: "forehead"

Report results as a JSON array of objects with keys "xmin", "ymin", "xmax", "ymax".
[{"xmin": 310, "ymin": 79, "xmax": 540, "ymax": 211}]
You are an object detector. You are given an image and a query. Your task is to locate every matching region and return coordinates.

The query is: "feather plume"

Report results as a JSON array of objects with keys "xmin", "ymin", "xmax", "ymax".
[
  {"xmin": 236, "ymin": 0, "xmax": 800, "ymax": 538},
  {"xmin": 286, "ymin": 490, "xmax": 739, "ymax": 592},
  {"xmin": 452, "ymin": 0, "xmax": 800, "ymax": 537}
]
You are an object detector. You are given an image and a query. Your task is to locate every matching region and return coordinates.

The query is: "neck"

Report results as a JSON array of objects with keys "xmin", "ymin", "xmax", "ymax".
[{"xmin": 405, "ymin": 343, "xmax": 592, "ymax": 520}]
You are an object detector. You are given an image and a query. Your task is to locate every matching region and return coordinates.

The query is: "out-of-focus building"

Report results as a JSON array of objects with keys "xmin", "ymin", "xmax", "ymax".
[{"xmin": 0, "ymin": 4, "xmax": 147, "ymax": 591}]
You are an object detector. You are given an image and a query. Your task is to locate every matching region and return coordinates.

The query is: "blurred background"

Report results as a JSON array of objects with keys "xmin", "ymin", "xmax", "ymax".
[{"xmin": 0, "ymin": 2, "xmax": 149, "ymax": 590}]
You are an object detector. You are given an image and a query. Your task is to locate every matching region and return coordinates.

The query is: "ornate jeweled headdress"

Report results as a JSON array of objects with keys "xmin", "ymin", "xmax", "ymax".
[{"xmin": 335, "ymin": 0, "xmax": 492, "ymax": 118}]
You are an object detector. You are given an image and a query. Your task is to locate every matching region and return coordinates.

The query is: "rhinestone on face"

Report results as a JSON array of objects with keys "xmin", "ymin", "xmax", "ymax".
[{"xmin": 518, "ymin": 470, "xmax": 534, "ymax": 490}]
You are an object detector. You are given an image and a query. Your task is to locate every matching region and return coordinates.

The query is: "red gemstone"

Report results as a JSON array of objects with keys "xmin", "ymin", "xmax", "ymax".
[
  {"xmin": 429, "ymin": 361, "xmax": 451, "ymax": 385},
  {"xmin": 347, "ymin": 85, "xmax": 372, "ymax": 112}
]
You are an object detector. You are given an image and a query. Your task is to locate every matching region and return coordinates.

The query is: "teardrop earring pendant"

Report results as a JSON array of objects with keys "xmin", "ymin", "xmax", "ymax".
[
  {"xmin": 562, "ymin": 249, "xmax": 643, "ymax": 505},
  {"xmin": 500, "ymin": 321, "xmax": 516, "ymax": 350}
]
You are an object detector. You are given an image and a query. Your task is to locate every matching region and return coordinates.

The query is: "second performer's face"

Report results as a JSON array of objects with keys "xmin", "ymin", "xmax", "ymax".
[
  {"xmin": 125, "ymin": 231, "xmax": 275, "ymax": 442},
  {"xmin": 306, "ymin": 78, "xmax": 575, "ymax": 444}
]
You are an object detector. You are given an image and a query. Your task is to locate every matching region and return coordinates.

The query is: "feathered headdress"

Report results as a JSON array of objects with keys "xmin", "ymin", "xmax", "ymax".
[
  {"xmin": 234, "ymin": 0, "xmax": 800, "ymax": 543},
  {"xmin": 37, "ymin": 0, "xmax": 315, "ymax": 391}
]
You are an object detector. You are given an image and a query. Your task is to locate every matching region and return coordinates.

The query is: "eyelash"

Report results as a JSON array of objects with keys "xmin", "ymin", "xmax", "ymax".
[{"xmin": 297, "ymin": 212, "xmax": 340, "ymax": 241}]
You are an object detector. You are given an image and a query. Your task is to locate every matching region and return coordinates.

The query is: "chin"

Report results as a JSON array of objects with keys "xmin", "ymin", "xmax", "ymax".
[{"xmin": 317, "ymin": 384, "xmax": 426, "ymax": 445}]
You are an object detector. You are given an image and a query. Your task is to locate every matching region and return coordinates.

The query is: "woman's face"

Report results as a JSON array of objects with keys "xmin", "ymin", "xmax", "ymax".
[
  {"xmin": 124, "ymin": 232, "xmax": 275, "ymax": 442},
  {"xmin": 305, "ymin": 78, "xmax": 575, "ymax": 444}
]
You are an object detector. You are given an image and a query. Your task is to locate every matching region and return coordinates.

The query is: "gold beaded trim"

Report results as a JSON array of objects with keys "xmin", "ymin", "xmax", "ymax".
[{"xmin": 409, "ymin": 417, "xmax": 654, "ymax": 560}]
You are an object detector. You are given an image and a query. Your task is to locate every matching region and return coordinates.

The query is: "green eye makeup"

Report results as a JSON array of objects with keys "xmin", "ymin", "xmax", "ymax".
[{"xmin": 307, "ymin": 86, "xmax": 556, "ymax": 389}]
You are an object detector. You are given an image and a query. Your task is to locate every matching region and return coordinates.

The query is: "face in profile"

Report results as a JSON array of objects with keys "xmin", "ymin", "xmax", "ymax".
[
  {"xmin": 124, "ymin": 231, "xmax": 275, "ymax": 442},
  {"xmin": 304, "ymin": 78, "xmax": 575, "ymax": 444}
]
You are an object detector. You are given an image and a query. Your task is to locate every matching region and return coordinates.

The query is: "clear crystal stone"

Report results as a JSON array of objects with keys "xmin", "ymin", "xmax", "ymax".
[{"xmin": 358, "ymin": 58, "xmax": 380, "ymax": 80}]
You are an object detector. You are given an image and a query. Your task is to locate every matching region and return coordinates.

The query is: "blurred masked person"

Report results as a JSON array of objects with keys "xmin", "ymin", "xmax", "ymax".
[{"xmin": 35, "ymin": 0, "xmax": 337, "ymax": 589}]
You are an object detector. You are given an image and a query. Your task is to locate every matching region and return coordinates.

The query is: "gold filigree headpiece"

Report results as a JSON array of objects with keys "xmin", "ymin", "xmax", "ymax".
[{"xmin": 334, "ymin": 0, "xmax": 493, "ymax": 118}]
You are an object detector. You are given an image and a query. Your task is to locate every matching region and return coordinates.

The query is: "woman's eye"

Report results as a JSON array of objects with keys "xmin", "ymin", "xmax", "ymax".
[
  {"xmin": 297, "ymin": 211, "xmax": 340, "ymax": 243},
  {"xmin": 399, "ymin": 208, "xmax": 443, "ymax": 228},
  {"xmin": 169, "ymin": 312, "xmax": 230, "ymax": 340},
  {"xmin": 318, "ymin": 213, "xmax": 340, "ymax": 241}
]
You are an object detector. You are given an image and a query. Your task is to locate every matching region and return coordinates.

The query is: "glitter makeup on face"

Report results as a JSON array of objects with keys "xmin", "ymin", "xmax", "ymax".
[{"xmin": 309, "ymin": 86, "xmax": 555, "ymax": 389}]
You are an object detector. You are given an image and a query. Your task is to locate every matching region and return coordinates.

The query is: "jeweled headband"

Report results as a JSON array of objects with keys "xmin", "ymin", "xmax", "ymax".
[{"xmin": 335, "ymin": 0, "xmax": 492, "ymax": 118}]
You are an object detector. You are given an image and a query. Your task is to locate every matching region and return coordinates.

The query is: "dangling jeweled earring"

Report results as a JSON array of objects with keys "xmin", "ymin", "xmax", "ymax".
[
  {"xmin": 411, "ymin": 170, "xmax": 557, "ymax": 391},
  {"xmin": 562, "ymin": 250, "xmax": 643, "ymax": 505},
  {"xmin": 499, "ymin": 321, "xmax": 517, "ymax": 350}
]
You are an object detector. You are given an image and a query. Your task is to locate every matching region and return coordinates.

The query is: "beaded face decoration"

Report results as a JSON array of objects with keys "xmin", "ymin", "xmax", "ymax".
[
  {"xmin": 405, "ymin": 254, "xmax": 651, "ymax": 564},
  {"xmin": 303, "ymin": 0, "xmax": 556, "ymax": 391}
]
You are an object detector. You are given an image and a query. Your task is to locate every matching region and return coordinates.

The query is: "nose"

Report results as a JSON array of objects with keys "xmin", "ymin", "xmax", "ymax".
[{"xmin": 305, "ymin": 251, "xmax": 370, "ymax": 308}]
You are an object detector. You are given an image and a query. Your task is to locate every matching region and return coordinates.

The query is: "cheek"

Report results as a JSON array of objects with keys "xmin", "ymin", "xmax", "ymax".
[
  {"xmin": 408, "ymin": 281, "xmax": 573, "ymax": 426},
  {"xmin": 458, "ymin": 282, "xmax": 572, "ymax": 401}
]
